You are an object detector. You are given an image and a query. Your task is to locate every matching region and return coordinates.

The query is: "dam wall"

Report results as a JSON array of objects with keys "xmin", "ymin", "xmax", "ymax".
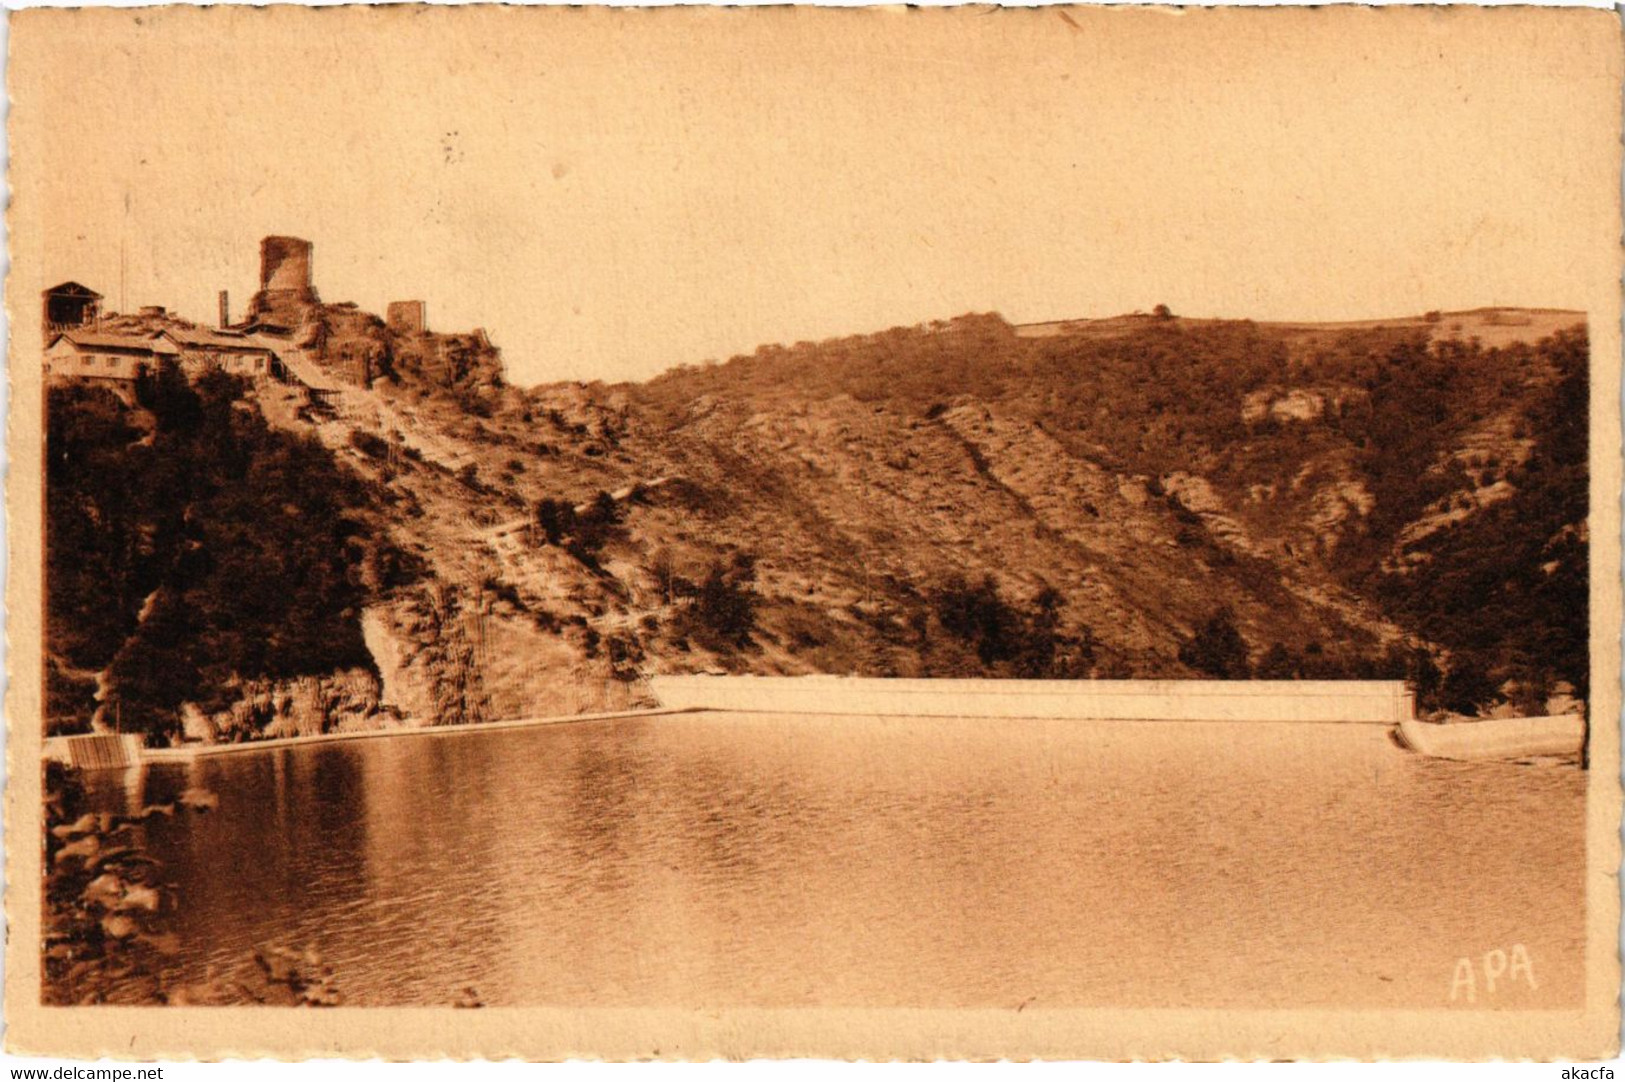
[{"xmin": 647, "ymin": 676, "xmax": 1414, "ymax": 724}]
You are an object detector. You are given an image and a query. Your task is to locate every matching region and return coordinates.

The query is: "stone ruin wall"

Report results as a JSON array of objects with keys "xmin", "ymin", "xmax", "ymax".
[{"xmin": 387, "ymin": 301, "xmax": 426, "ymax": 336}]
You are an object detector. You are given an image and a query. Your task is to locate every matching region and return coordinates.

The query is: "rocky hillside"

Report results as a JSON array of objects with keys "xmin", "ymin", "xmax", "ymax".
[
  {"xmin": 626, "ymin": 307, "xmax": 1587, "ymax": 709},
  {"xmin": 45, "ymin": 304, "xmax": 1588, "ymax": 744}
]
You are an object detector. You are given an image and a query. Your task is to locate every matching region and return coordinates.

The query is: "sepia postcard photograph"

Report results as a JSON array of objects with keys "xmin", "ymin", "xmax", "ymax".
[{"xmin": 4, "ymin": 2, "xmax": 1621, "ymax": 1062}]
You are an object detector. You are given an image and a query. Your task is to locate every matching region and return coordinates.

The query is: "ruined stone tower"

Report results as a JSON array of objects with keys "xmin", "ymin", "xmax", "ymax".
[
  {"xmin": 246, "ymin": 235, "xmax": 320, "ymax": 328},
  {"xmin": 261, "ymin": 236, "xmax": 311, "ymax": 292}
]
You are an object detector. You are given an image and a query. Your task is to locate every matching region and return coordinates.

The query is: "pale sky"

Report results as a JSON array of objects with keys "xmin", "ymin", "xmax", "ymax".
[{"xmin": 12, "ymin": 6, "xmax": 1620, "ymax": 385}]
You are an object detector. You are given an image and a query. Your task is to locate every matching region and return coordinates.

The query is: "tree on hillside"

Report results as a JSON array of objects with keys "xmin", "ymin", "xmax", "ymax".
[
  {"xmin": 928, "ymin": 575, "xmax": 1095, "ymax": 678},
  {"xmin": 686, "ymin": 554, "xmax": 758, "ymax": 649},
  {"xmin": 534, "ymin": 497, "xmax": 574, "ymax": 545},
  {"xmin": 533, "ymin": 490, "xmax": 626, "ymax": 568}
]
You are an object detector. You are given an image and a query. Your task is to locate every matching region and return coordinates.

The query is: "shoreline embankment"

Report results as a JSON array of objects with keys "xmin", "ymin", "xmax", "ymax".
[
  {"xmin": 73, "ymin": 675, "xmax": 1602, "ymax": 772},
  {"xmin": 45, "ymin": 676, "xmax": 1424, "ymax": 770},
  {"xmin": 45, "ymin": 707, "xmax": 692, "ymax": 768},
  {"xmin": 42, "ymin": 674, "xmax": 1584, "ymax": 778},
  {"xmin": 142, "ymin": 706, "xmax": 699, "ymax": 762}
]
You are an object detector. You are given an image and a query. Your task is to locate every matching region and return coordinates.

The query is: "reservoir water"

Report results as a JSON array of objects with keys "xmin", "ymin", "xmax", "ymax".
[{"xmin": 99, "ymin": 712, "xmax": 1586, "ymax": 1008}]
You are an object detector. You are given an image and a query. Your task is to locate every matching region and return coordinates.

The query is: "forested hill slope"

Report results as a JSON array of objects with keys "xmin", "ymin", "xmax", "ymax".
[{"xmin": 46, "ymin": 305, "xmax": 1588, "ymax": 744}]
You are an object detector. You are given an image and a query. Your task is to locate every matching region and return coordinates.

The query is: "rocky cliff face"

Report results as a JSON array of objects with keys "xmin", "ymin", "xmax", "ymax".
[
  {"xmin": 178, "ymin": 670, "xmax": 381, "ymax": 743},
  {"xmin": 362, "ymin": 592, "xmax": 491, "ymax": 727}
]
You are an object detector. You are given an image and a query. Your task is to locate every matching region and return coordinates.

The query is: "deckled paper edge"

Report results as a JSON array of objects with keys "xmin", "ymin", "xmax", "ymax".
[{"xmin": 3, "ymin": 3, "xmax": 1619, "ymax": 1061}]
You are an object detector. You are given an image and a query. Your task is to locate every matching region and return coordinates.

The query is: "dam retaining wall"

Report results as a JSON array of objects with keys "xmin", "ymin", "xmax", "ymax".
[{"xmin": 647, "ymin": 676, "xmax": 1415, "ymax": 724}]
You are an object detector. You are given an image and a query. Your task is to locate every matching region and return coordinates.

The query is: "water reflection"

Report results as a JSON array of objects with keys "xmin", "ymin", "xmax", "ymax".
[{"xmin": 107, "ymin": 715, "xmax": 1584, "ymax": 1008}]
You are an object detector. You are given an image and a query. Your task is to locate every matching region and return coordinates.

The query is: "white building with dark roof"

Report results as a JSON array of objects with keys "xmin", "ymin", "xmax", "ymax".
[
  {"xmin": 45, "ymin": 331, "xmax": 178, "ymax": 384},
  {"xmin": 46, "ymin": 326, "xmax": 284, "ymax": 388},
  {"xmin": 156, "ymin": 328, "xmax": 280, "ymax": 379}
]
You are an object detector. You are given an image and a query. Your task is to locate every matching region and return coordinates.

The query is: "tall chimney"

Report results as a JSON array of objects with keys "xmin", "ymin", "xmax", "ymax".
[{"xmin": 218, "ymin": 290, "xmax": 230, "ymax": 329}]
